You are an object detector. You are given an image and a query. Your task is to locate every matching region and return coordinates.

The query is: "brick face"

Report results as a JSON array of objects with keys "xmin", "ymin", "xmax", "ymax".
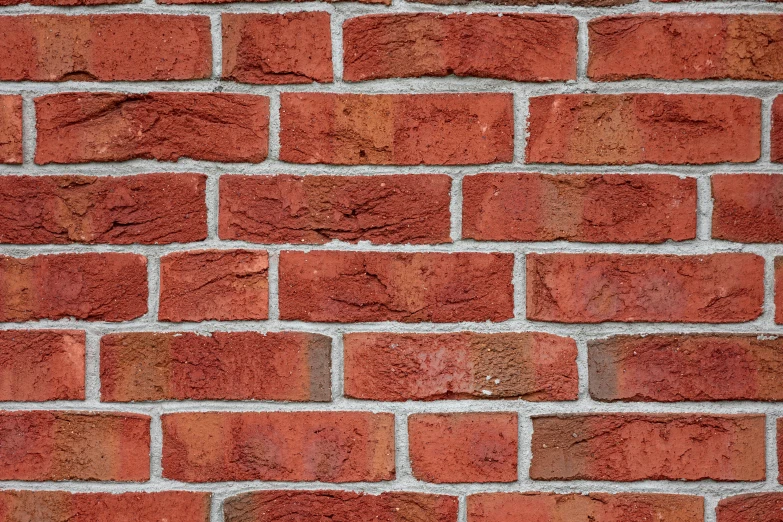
[
  {"xmin": 717, "ymin": 494, "xmax": 783, "ymax": 522},
  {"xmin": 712, "ymin": 174, "xmax": 783, "ymax": 242},
  {"xmin": 0, "ymin": 95, "xmax": 22, "ymax": 164}
]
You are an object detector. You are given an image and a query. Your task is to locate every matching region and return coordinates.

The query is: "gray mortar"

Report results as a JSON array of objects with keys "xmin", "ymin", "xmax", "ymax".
[{"xmin": 0, "ymin": 0, "xmax": 783, "ymax": 521}]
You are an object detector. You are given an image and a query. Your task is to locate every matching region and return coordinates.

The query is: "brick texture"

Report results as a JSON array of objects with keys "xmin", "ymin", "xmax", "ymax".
[
  {"xmin": 712, "ymin": 174, "xmax": 783, "ymax": 242},
  {"xmin": 279, "ymin": 251, "xmax": 514, "ymax": 322},
  {"xmin": 0, "ymin": 174, "xmax": 207, "ymax": 244},
  {"xmin": 0, "ymin": 15, "xmax": 211, "ymax": 81},
  {"xmin": 219, "ymin": 174, "xmax": 451, "ymax": 244},
  {"xmin": 526, "ymin": 94, "xmax": 761, "ymax": 165},
  {"xmin": 463, "ymin": 173, "xmax": 696, "ymax": 243},
  {"xmin": 100, "ymin": 331, "xmax": 331, "ymax": 402},
  {"xmin": 343, "ymin": 332, "xmax": 577, "ymax": 401},
  {"xmin": 279, "ymin": 93, "xmax": 513, "ymax": 165},
  {"xmin": 161, "ymin": 412, "xmax": 394, "ymax": 482},
  {"xmin": 717, "ymin": 494, "xmax": 783, "ymax": 522},
  {"xmin": 530, "ymin": 414, "xmax": 766, "ymax": 481},
  {"xmin": 0, "ymin": 95, "xmax": 22, "ymax": 164},
  {"xmin": 343, "ymin": 14, "xmax": 577, "ymax": 82},
  {"xmin": 773, "ymin": 96, "xmax": 783, "ymax": 163}
]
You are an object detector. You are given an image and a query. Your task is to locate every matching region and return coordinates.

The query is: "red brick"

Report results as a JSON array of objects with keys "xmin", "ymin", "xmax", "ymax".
[
  {"xmin": 162, "ymin": 0, "xmax": 387, "ymax": 5},
  {"xmin": 463, "ymin": 173, "xmax": 696, "ymax": 243},
  {"xmin": 223, "ymin": 13, "xmax": 332, "ymax": 85},
  {"xmin": 1, "ymin": 0, "xmax": 136, "ymax": 5},
  {"xmin": 0, "ymin": 95, "xmax": 22, "ymax": 165},
  {"xmin": 35, "ymin": 93, "xmax": 269, "ymax": 164},
  {"xmin": 0, "ymin": 253, "xmax": 147, "ymax": 322},
  {"xmin": 527, "ymin": 253, "xmax": 763, "ymax": 323},
  {"xmin": 279, "ymin": 251, "xmax": 514, "ymax": 323},
  {"xmin": 774, "ymin": 258, "xmax": 783, "ymax": 324},
  {"xmin": 159, "ymin": 250, "xmax": 268, "ymax": 322},
  {"xmin": 712, "ymin": 174, "xmax": 783, "ymax": 242},
  {"xmin": 530, "ymin": 414, "xmax": 765, "ymax": 481},
  {"xmin": 161, "ymin": 412, "xmax": 394, "ymax": 482},
  {"xmin": 100, "ymin": 331, "xmax": 330, "ymax": 402},
  {"xmin": 527, "ymin": 94, "xmax": 761, "ymax": 165},
  {"xmin": 718, "ymin": 493, "xmax": 783, "ymax": 522},
  {"xmin": 219, "ymin": 174, "xmax": 451, "ymax": 245},
  {"xmin": 343, "ymin": 332, "xmax": 577, "ymax": 401},
  {"xmin": 0, "ymin": 330, "xmax": 84, "ymax": 401},
  {"xmin": 0, "ymin": 491, "xmax": 210, "ymax": 522},
  {"xmin": 410, "ymin": 0, "xmax": 630, "ymax": 5},
  {"xmin": 0, "ymin": 411, "xmax": 150, "ymax": 481},
  {"xmin": 780, "ymin": 419, "xmax": 783, "ymax": 483},
  {"xmin": 773, "ymin": 96, "xmax": 783, "ymax": 163},
  {"xmin": 224, "ymin": 491, "xmax": 458, "ymax": 522},
  {"xmin": 408, "ymin": 413, "xmax": 517, "ymax": 483},
  {"xmin": 0, "ymin": 174, "xmax": 206, "ymax": 245},
  {"xmin": 589, "ymin": 334, "xmax": 783, "ymax": 402},
  {"xmin": 468, "ymin": 493, "xmax": 703, "ymax": 522},
  {"xmin": 279, "ymin": 93, "xmax": 513, "ymax": 165},
  {"xmin": 589, "ymin": 14, "xmax": 783, "ymax": 81},
  {"xmin": 343, "ymin": 14, "xmax": 577, "ymax": 82},
  {"xmin": 0, "ymin": 15, "xmax": 210, "ymax": 82}
]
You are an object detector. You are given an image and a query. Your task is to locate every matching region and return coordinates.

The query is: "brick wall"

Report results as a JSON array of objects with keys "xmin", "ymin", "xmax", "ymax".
[{"xmin": 0, "ymin": 0, "xmax": 782, "ymax": 520}]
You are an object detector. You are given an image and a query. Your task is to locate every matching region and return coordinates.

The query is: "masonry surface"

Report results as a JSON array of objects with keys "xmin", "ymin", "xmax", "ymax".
[{"xmin": 0, "ymin": 0, "xmax": 782, "ymax": 520}]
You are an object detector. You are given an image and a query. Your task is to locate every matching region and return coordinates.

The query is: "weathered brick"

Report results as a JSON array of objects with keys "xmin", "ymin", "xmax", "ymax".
[
  {"xmin": 468, "ymin": 493, "xmax": 703, "ymax": 522},
  {"xmin": 712, "ymin": 174, "xmax": 783, "ymax": 242},
  {"xmin": 0, "ymin": 330, "xmax": 85, "ymax": 402},
  {"xmin": 223, "ymin": 13, "xmax": 332, "ymax": 84},
  {"xmin": 219, "ymin": 174, "xmax": 451, "ymax": 244},
  {"xmin": 0, "ymin": 174, "xmax": 206, "ymax": 245},
  {"xmin": 0, "ymin": 491, "xmax": 210, "ymax": 522},
  {"xmin": 589, "ymin": 14, "xmax": 783, "ymax": 80},
  {"xmin": 35, "ymin": 93, "xmax": 269, "ymax": 164},
  {"xmin": 527, "ymin": 253, "xmax": 764, "ymax": 323},
  {"xmin": 774, "ymin": 257, "xmax": 783, "ymax": 324},
  {"xmin": 410, "ymin": 0, "xmax": 631, "ymax": 5},
  {"xmin": 161, "ymin": 412, "xmax": 394, "ymax": 482},
  {"xmin": 0, "ymin": 253, "xmax": 148, "ymax": 322},
  {"xmin": 0, "ymin": 411, "xmax": 150, "ymax": 481},
  {"xmin": 718, "ymin": 493, "xmax": 783, "ymax": 522},
  {"xmin": 343, "ymin": 332, "xmax": 577, "ymax": 401},
  {"xmin": 1, "ymin": 0, "xmax": 136, "ymax": 5},
  {"xmin": 589, "ymin": 334, "xmax": 783, "ymax": 401},
  {"xmin": 463, "ymin": 173, "xmax": 696, "ymax": 243},
  {"xmin": 0, "ymin": 95, "xmax": 22, "ymax": 165},
  {"xmin": 526, "ymin": 94, "xmax": 761, "ymax": 165},
  {"xmin": 773, "ymin": 96, "xmax": 783, "ymax": 163},
  {"xmin": 530, "ymin": 414, "xmax": 765, "ymax": 481},
  {"xmin": 279, "ymin": 251, "xmax": 514, "ymax": 323},
  {"xmin": 159, "ymin": 250, "xmax": 268, "ymax": 322},
  {"xmin": 279, "ymin": 93, "xmax": 513, "ymax": 165},
  {"xmin": 100, "ymin": 331, "xmax": 331, "ymax": 402},
  {"xmin": 0, "ymin": 15, "xmax": 211, "ymax": 82},
  {"xmin": 408, "ymin": 413, "xmax": 518, "ymax": 483},
  {"xmin": 161, "ymin": 0, "xmax": 387, "ymax": 5},
  {"xmin": 779, "ymin": 420, "xmax": 783, "ymax": 484},
  {"xmin": 343, "ymin": 14, "xmax": 577, "ymax": 82},
  {"xmin": 224, "ymin": 491, "xmax": 458, "ymax": 522}
]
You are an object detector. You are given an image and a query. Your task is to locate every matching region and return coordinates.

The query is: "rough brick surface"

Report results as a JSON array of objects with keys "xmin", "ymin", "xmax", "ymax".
[
  {"xmin": 0, "ymin": 174, "xmax": 207, "ymax": 245},
  {"xmin": 159, "ymin": 250, "xmax": 268, "ymax": 322},
  {"xmin": 589, "ymin": 334, "xmax": 783, "ymax": 401},
  {"xmin": 408, "ymin": 413, "xmax": 517, "ymax": 483},
  {"xmin": 773, "ymin": 96, "xmax": 783, "ymax": 163},
  {"xmin": 463, "ymin": 173, "xmax": 696, "ymax": 243},
  {"xmin": 589, "ymin": 14, "xmax": 783, "ymax": 81},
  {"xmin": 343, "ymin": 332, "xmax": 578, "ymax": 401},
  {"xmin": 411, "ymin": 0, "xmax": 630, "ymax": 5},
  {"xmin": 0, "ymin": 330, "xmax": 85, "ymax": 401},
  {"xmin": 0, "ymin": 253, "xmax": 148, "ymax": 322},
  {"xmin": 526, "ymin": 94, "xmax": 761, "ymax": 165},
  {"xmin": 774, "ymin": 258, "xmax": 783, "ymax": 324},
  {"xmin": 279, "ymin": 93, "xmax": 513, "ymax": 165},
  {"xmin": 1, "ymin": 0, "xmax": 136, "ymax": 5},
  {"xmin": 780, "ymin": 421, "xmax": 783, "ymax": 484},
  {"xmin": 0, "ymin": 411, "xmax": 150, "ymax": 481},
  {"xmin": 35, "ymin": 93, "xmax": 269, "ymax": 164},
  {"xmin": 279, "ymin": 251, "xmax": 514, "ymax": 322},
  {"xmin": 718, "ymin": 493, "xmax": 783, "ymax": 522},
  {"xmin": 712, "ymin": 174, "xmax": 783, "ymax": 242},
  {"xmin": 223, "ymin": 491, "xmax": 458, "ymax": 522},
  {"xmin": 219, "ymin": 174, "xmax": 451, "ymax": 244},
  {"xmin": 468, "ymin": 493, "xmax": 704, "ymax": 522},
  {"xmin": 100, "ymin": 331, "xmax": 331, "ymax": 402},
  {"xmin": 0, "ymin": 95, "xmax": 22, "ymax": 164},
  {"xmin": 0, "ymin": 491, "xmax": 210, "ymax": 522},
  {"xmin": 0, "ymin": 15, "xmax": 211, "ymax": 81},
  {"xmin": 162, "ymin": 0, "xmax": 388, "ymax": 5},
  {"xmin": 530, "ymin": 414, "xmax": 766, "ymax": 481},
  {"xmin": 527, "ymin": 253, "xmax": 764, "ymax": 323},
  {"xmin": 223, "ymin": 13, "xmax": 332, "ymax": 84},
  {"xmin": 343, "ymin": 14, "xmax": 577, "ymax": 82},
  {"xmin": 161, "ymin": 412, "xmax": 395, "ymax": 482}
]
